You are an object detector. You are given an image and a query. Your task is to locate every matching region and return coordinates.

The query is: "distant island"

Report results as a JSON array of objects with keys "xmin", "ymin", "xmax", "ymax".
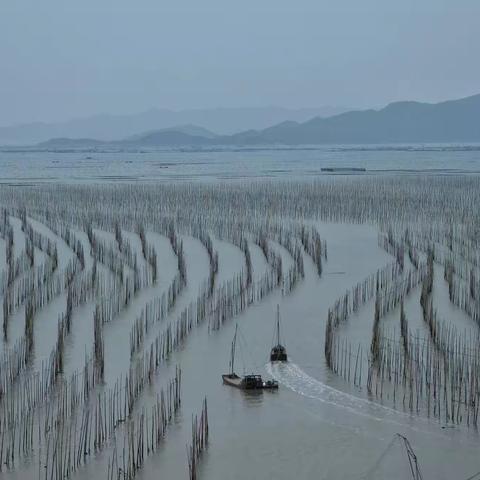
[{"xmin": 4, "ymin": 94, "xmax": 480, "ymax": 148}]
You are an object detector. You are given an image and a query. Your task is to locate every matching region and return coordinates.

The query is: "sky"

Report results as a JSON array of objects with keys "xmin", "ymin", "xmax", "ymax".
[{"xmin": 1, "ymin": 0, "xmax": 479, "ymax": 126}]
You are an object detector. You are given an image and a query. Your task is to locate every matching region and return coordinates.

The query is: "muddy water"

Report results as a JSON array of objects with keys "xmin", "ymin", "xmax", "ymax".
[
  {"xmin": 1, "ymin": 216, "xmax": 480, "ymax": 479},
  {"xmin": 70, "ymin": 221, "xmax": 480, "ymax": 480},
  {"xmin": 142, "ymin": 223, "xmax": 479, "ymax": 479}
]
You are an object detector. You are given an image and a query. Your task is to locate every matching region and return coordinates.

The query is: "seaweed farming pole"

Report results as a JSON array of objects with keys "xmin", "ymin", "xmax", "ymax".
[
  {"xmin": 93, "ymin": 307, "xmax": 105, "ymax": 383},
  {"xmin": 106, "ymin": 368, "xmax": 182, "ymax": 480},
  {"xmin": 187, "ymin": 397, "xmax": 209, "ymax": 480},
  {"xmin": 198, "ymin": 230, "xmax": 218, "ymax": 298},
  {"xmin": 169, "ymin": 222, "xmax": 187, "ymax": 287},
  {"xmin": 362, "ymin": 434, "xmax": 423, "ymax": 480},
  {"xmin": 299, "ymin": 224, "xmax": 326, "ymax": 277},
  {"xmin": 324, "ymin": 261, "xmax": 404, "ymax": 370},
  {"xmin": 240, "ymin": 238, "xmax": 253, "ymax": 289}
]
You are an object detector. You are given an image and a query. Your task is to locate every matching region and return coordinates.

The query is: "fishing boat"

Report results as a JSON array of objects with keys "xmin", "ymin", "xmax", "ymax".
[
  {"xmin": 222, "ymin": 325, "xmax": 278, "ymax": 390},
  {"xmin": 270, "ymin": 305, "xmax": 288, "ymax": 362}
]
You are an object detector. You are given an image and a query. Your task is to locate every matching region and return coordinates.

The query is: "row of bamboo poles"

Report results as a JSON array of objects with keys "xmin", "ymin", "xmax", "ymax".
[
  {"xmin": 326, "ymin": 222, "xmax": 480, "ymax": 427},
  {"xmin": 0, "ymin": 188, "xmax": 332, "ymax": 479},
  {"xmin": 0, "ymin": 215, "xmax": 196, "ymax": 477},
  {"xmin": 107, "ymin": 369, "xmax": 182, "ymax": 480},
  {"xmin": 187, "ymin": 397, "xmax": 209, "ymax": 480}
]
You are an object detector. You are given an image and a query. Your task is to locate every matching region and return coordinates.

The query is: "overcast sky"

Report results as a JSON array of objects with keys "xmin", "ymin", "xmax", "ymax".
[{"xmin": 1, "ymin": 0, "xmax": 479, "ymax": 126}]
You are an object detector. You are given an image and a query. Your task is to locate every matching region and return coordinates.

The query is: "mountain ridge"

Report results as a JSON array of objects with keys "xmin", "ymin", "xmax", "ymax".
[
  {"xmin": 0, "ymin": 106, "xmax": 346, "ymax": 145},
  {"xmin": 221, "ymin": 93, "xmax": 480, "ymax": 145},
  {"xmin": 10, "ymin": 93, "xmax": 480, "ymax": 148}
]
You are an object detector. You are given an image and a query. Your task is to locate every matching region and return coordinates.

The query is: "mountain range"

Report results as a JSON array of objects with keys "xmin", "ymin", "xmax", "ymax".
[
  {"xmin": 0, "ymin": 106, "xmax": 345, "ymax": 146},
  {"xmin": 3, "ymin": 94, "xmax": 480, "ymax": 148},
  {"xmin": 223, "ymin": 93, "xmax": 480, "ymax": 145}
]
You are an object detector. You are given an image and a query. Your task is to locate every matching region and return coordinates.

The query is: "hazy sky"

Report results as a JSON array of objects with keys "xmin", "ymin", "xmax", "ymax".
[{"xmin": 1, "ymin": 0, "xmax": 479, "ymax": 125}]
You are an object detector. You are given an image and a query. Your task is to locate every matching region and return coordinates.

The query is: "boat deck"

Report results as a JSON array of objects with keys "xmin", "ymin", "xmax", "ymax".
[{"xmin": 222, "ymin": 373, "xmax": 278, "ymax": 390}]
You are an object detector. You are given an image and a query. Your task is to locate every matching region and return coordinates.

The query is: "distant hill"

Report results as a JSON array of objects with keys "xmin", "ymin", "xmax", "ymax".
[
  {"xmin": 34, "ymin": 125, "xmax": 218, "ymax": 149},
  {"xmin": 0, "ymin": 106, "xmax": 346, "ymax": 145},
  {"xmin": 37, "ymin": 137, "xmax": 106, "ymax": 148},
  {"xmin": 224, "ymin": 94, "xmax": 480, "ymax": 145},
  {"xmin": 123, "ymin": 124, "xmax": 218, "ymax": 143},
  {"xmin": 120, "ymin": 129, "xmax": 212, "ymax": 147},
  {"xmin": 20, "ymin": 94, "xmax": 480, "ymax": 148}
]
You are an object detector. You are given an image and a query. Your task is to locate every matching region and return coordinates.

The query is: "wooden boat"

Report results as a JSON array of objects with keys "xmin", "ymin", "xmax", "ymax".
[
  {"xmin": 222, "ymin": 373, "xmax": 278, "ymax": 390},
  {"xmin": 222, "ymin": 325, "xmax": 278, "ymax": 390},
  {"xmin": 270, "ymin": 305, "xmax": 288, "ymax": 362}
]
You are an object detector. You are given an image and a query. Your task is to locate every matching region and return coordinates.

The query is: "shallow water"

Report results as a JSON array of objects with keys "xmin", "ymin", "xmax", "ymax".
[
  {"xmin": 1, "ymin": 144, "xmax": 480, "ymax": 184},
  {"xmin": 1, "ymin": 153, "xmax": 480, "ymax": 480},
  {"xmin": 69, "ymin": 221, "xmax": 478, "ymax": 480}
]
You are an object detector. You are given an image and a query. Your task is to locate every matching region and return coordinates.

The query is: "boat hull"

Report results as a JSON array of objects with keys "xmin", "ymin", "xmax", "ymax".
[
  {"xmin": 270, "ymin": 345, "xmax": 288, "ymax": 362},
  {"xmin": 222, "ymin": 374, "xmax": 244, "ymax": 388},
  {"xmin": 222, "ymin": 373, "xmax": 278, "ymax": 390},
  {"xmin": 270, "ymin": 352, "xmax": 288, "ymax": 362}
]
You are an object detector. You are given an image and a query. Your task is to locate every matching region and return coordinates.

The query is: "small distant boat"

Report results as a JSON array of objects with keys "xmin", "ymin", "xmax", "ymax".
[
  {"xmin": 222, "ymin": 325, "xmax": 278, "ymax": 390},
  {"xmin": 270, "ymin": 305, "xmax": 288, "ymax": 362}
]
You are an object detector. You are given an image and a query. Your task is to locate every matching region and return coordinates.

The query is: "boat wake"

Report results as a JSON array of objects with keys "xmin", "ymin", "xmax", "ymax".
[{"xmin": 265, "ymin": 361, "xmax": 444, "ymax": 434}]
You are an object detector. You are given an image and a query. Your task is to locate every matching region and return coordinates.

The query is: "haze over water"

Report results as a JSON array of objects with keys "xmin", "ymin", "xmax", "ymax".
[{"xmin": 1, "ymin": 145, "xmax": 480, "ymax": 184}]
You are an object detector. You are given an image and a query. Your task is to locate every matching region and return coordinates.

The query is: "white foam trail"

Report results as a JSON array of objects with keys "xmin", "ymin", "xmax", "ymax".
[{"xmin": 266, "ymin": 361, "xmax": 452, "ymax": 437}]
